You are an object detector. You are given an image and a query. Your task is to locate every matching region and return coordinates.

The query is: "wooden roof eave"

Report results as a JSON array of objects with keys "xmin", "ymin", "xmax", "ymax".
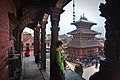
[
  {"xmin": 22, "ymin": 0, "xmax": 58, "ymax": 8},
  {"xmin": 71, "ymin": 21, "xmax": 97, "ymax": 26},
  {"xmin": 56, "ymin": 0, "xmax": 72, "ymax": 9}
]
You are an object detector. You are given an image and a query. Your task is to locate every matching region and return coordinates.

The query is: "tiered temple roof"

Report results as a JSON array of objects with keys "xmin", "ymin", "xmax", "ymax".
[
  {"xmin": 67, "ymin": 15, "xmax": 102, "ymax": 48},
  {"xmin": 67, "ymin": 40, "xmax": 102, "ymax": 48},
  {"xmin": 67, "ymin": 28, "xmax": 101, "ymax": 35},
  {"xmin": 71, "ymin": 14, "xmax": 97, "ymax": 29}
]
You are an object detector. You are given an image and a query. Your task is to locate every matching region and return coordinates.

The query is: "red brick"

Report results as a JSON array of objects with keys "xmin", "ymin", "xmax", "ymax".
[{"xmin": 0, "ymin": 0, "xmax": 16, "ymax": 79}]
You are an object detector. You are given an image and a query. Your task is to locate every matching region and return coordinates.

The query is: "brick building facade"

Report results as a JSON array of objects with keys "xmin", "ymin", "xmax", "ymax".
[
  {"xmin": 21, "ymin": 32, "xmax": 34, "ymax": 56},
  {"xmin": 0, "ymin": 0, "xmax": 16, "ymax": 79}
]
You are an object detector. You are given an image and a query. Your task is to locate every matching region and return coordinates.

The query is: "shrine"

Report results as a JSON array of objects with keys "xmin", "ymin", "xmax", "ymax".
[{"xmin": 67, "ymin": 14, "xmax": 102, "ymax": 59}]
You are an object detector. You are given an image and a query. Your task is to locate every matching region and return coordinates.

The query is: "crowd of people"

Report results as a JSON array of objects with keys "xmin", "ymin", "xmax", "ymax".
[{"xmin": 65, "ymin": 52, "xmax": 105, "ymax": 68}]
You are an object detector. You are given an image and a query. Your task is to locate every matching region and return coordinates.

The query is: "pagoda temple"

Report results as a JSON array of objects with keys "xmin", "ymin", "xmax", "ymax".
[{"xmin": 67, "ymin": 15, "xmax": 102, "ymax": 59}]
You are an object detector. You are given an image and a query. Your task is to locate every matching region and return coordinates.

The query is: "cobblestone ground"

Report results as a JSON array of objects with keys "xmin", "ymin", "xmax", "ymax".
[{"xmin": 21, "ymin": 56, "xmax": 44, "ymax": 80}]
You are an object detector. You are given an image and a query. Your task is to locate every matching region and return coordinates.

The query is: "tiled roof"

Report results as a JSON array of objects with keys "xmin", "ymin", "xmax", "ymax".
[
  {"xmin": 67, "ymin": 40, "xmax": 102, "ymax": 48},
  {"xmin": 67, "ymin": 28, "xmax": 101, "ymax": 35},
  {"xmin": 71, "ymin": 18, "xmax": 97, "ymax": 29},
  {"xmin": 71, "ymin": 19, "xmax": 97, "ymax": 25}
]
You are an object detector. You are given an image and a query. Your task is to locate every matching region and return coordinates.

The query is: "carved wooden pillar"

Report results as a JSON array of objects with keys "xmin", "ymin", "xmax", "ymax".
[
  {"xmin": 41, "ymin": 21, "xmax": 47, "ymax": 70},
  {"xmin": 90, "ymin": 0, "xmax": 120, "ymax": 80},
  {"xmin": 34, "ymin": 28, "xmax": 37, "ymax": 56},
  {"xmin": 18, "ymin": 30, "xmax": 22, "ymax": 70},
  {"xmin": 34, "ymin": 26, "xmax": 40, "ymax": 55},
  {"xmin": 37, "ymin": 26, "xmax": 40, "ymax": 53},
  {"xmin": 13, "ymin": 28, "xmax": 22, "ymax": 75},
  {"xmin": 50, "ymin": 7, "xmax": 62, "ymax": 80}
]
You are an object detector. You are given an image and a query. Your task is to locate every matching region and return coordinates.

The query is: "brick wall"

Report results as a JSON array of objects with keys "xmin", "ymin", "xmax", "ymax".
[
  {"xmin": 0, "ymin": 0, "xmax": 16, "ymax": 80},
  {"xmin": 68, "ymin": 47, "xmax": 99, "ymax": 58}
]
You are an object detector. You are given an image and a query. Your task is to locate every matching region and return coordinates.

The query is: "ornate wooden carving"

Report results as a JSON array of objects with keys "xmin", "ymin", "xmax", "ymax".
[
  {"xmin": 18, "ymin": 8, "xmax": 37, "ymax": 31},
  {"xmin": 90, "ymin": 0, "xmax": 120, "ymax": 80},
  {"xmin": 50, "ymin": 7, "xmax": 62, "ymax": 80},
  {"xmin": 41, "ymin": 22, "xmax": 47, "ymax": 69},
  {"xmin": 8, "ymin": 13, "xmax": 17, "ymax": 41}
]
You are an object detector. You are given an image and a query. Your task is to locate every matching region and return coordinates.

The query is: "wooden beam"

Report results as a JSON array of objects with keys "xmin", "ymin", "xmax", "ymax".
[
  {"xmin": 56, "ymin": 0, "xmax": 72, "ymax": 9},
  {"xmin": 22, "ymin": 0, "xmax": 58, "ymax": 8},
  {"xmin": 18, "ymin": 8, "xmax": 37, "ymax": 31}
]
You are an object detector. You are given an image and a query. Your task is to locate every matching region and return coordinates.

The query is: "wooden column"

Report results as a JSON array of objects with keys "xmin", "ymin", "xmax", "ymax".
[
  {"xmin": 34, "ymin": 26, "xmax": 40, "ymax": 55},
  {"xmin": 37, "ymin": 26, "xmax": 40, "ymax": 54},
  {"xmin": 18, "ymin": 30, "xmax": 22, "ymax": 70},
  {"xmin": 12, "ymin": 28, "xmax": 22, "ymax": 79},
  {"xmin": 41, "ymin": 21, "xmax": 47, "ymax": 70},
  {"xmin": 34, "ymin": 28, "xmax": 37, "ymax": 56},
  {"xmin": 13, "ymin": 28, "xmax": 21, "ymax": 67},
  {"xmin": 50, "ymin": 8, "xmax": 62, "ymax": 80},
  {"xmin": 90, "ymin": 0, "xmax": 120, "ymax": 80}
]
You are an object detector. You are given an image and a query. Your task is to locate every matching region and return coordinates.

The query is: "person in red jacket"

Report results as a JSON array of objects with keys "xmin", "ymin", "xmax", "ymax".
[{"xmin": 25, "ymin": 47, "xmax": 30, "ymax": 57}]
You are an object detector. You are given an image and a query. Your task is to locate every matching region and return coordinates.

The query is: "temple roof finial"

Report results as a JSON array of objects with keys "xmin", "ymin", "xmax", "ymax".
[
  {"xmin": 80, "ymin": 13, "xmax": 88, "ymax": 20},
  {"xmin": 83, "ymin": 13, "xmax": 84, "ymax": 17}
]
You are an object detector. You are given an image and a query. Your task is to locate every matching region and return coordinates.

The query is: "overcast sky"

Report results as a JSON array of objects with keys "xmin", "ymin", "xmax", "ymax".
[{"xmin": 24, "ymin": 0, "xmax": 106, "ymax": 38}]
